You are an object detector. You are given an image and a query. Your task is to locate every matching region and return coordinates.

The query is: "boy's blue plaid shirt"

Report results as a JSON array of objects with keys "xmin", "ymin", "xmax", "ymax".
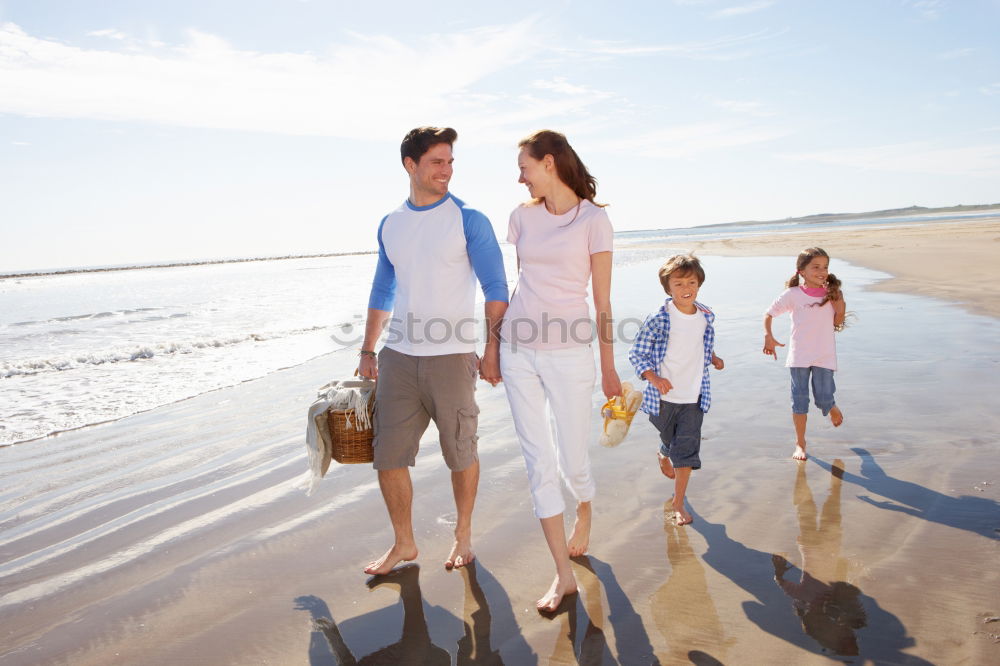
[{"xmin": 627, "ymin": 299, "xmax": 716, "ymax": 416}]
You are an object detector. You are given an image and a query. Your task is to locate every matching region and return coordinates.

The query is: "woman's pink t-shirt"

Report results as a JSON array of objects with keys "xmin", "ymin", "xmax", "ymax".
[
  {"xmin": 501, "ymin": 200, "xmax": 613, "ymax": 350},
  {"xmin": 766, "ymin": 286, "xmax": 837, "ymax": 371}
]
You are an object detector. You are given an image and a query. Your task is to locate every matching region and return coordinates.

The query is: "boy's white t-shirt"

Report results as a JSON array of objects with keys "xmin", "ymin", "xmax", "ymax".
[{"xmin": 659, "ymin": 300, "xmax": 707, "ymax": 404}]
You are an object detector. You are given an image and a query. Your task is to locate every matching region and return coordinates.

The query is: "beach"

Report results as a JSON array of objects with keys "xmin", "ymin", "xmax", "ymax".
[{"xmin": 2, "ymin": 220, "xmax": 999, "ymax": 665}]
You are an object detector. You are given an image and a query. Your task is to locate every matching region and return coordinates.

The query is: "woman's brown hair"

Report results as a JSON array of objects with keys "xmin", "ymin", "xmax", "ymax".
[{"xmin": 518, "ymin": 130, "xmax": 606, "ymax": 208}]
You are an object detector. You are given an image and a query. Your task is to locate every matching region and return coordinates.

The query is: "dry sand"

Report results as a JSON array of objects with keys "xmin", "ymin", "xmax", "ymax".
[
  {"xmin": 684, "ymin": 217, "xmax": 1000, "ymax": 318},
  {"xmin": 2, "ymin": 220, "xmax": 999, "ymax": 665}
]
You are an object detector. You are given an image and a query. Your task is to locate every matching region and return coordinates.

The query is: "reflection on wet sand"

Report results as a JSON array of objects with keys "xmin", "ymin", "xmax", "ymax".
[
  {"xmin": 774, "ymin": 460, "xmax": 933, "ymax": 664},
  {"xmin": 577, "ymin": 556, "xmax": 657, "ymax": 664},
  {"xmin": 295, "ymin": 562, "xmax": 533, "ymax": 665},
  {"xmin": 546, "ymin": 556, "xmax": 613, "ymax": 665},
  {"xmin": 298, "ymin": 564, "xmax": 450, "ymax": 665},
  {"xmin": 773, "ymin": 460, "xmax": 863, "ymax": 655},
  {"xmin": 651, "ymin": 506, "xmax": 732, "ymax": 664}
]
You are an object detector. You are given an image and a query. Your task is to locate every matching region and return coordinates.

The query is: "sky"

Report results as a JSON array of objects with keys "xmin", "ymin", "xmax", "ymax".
[{"xmin": 1, "ymin": 0, "xmax": 998, "ymax": 272}]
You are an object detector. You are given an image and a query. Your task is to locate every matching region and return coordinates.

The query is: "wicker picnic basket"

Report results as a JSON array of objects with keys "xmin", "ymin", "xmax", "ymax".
[{"xmin": 327, "ymin": 378, "xmax": 375, "ymax": 464}]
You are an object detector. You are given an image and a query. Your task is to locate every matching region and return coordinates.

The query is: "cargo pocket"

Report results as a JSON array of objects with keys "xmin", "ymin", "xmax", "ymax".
[{"xmin": 456, "ymin": 405, "xmax": 480, "ymax": 451}]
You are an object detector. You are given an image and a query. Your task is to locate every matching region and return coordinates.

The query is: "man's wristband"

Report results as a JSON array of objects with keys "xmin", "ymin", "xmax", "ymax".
[{"xmin": 359, "ymin": 350, "xmax": 377, "ymax": 358}]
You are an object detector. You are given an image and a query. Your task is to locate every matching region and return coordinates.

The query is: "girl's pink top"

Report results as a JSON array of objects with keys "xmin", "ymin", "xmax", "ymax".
[
  {"xmin": 501, "ymin": 200, "xmax": 614, "ymax": 350},
  {"xmin": 766, "ymin": 286, "xmax": 837, "ymax": 370}
]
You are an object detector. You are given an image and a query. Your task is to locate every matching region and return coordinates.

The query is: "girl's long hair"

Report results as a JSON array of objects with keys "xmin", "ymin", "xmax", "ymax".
[
  {"xmin": 518, "ymin": 130, "xmax": 606, "ymax": 208},
  {"xmin": 786, "ymin": 247, "xmax": 842, "ymax": 307}
]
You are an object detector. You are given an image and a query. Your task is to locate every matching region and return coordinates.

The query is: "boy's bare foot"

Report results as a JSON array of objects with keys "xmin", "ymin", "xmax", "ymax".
[
  {"xmin": 830, "ymin": 406, "xmax": 844, "ymax": 427},
  {"xmin": 657, "ymin": 452, "xmax": 675, "ymax": 479},
  {"xmin": 364, "ymin": 543, "xmax": 418, "ymax": 575},
  {"xmin": 536, "ymin": 573, "xmax": 578, "ymax": 613},
  {"xmin": 444, "ymin": 537, "xmax": 474, "ymax": 570},
  {"xmin": 792, "ymin": 444, "xmax": 808, "ymax": 461},
  {"xmin": 567, "ymin": 502, "xmax": 591, "ymax": 557}
]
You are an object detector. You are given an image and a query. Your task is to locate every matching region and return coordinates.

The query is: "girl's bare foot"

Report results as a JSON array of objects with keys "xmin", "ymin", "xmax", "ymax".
[
  {"xmin": 791, "ymin": 444, "xmax": 808, "ymax": 461},
  {"xmin": 536, "ymin": 573, "xmax": 578, "ymax": 612},
  {"xmin": 672, "ymin": 499, "xmax": 693, "ymax": 525},
  {"xmin": 657, "ymin": 451, "xmax": 675, "ymax": 479},
  {"xmin": 567, "ymin": 502, "xmax": 591, "ymax": 557},
  {"xmin": 364, "ymin": 543, "xmax": 418, "ymax": 575},
  {"xmin": 829, "ymin": 406, "xmax": 844, "ymax": 427}
]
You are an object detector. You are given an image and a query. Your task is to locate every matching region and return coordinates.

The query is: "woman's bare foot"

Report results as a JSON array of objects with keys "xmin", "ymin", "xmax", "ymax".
[
  {"xmin": 567, "ymin": 502, "xmax": 592, "ymax": 557},
  {"xmin": 829, "ymin": 406, "xmax": 844, "ymax": 427},
  {"xmin": 657, "ymin": 452, "xmax": 675, "ymax": 479},
  {"xmin": 791, "ymin": 443, "xmax": 808, "ymax": 461},
  {"xmin": 536, "ymin": 573, "xmax": 578, "ymax": 612},
  {"xmin": 364, "ymin": 543, "xmax": 418, "ymax": 575},
  {"xmin": 444, "ymin": 537, "xmax": 474, "ymax": 570}
]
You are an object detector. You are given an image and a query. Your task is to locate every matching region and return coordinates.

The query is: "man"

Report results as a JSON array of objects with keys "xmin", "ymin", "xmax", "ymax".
[{"xmin": 358, "ymin": 126, "xmax": 508, "ymax": 575}]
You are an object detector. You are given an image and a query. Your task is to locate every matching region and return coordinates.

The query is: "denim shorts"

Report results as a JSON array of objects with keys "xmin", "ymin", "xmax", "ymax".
[
  {"xmin": 789, "ymin": 366, "xmax": 836, "ymax": 415},
  {"xmin": 648, "ymin": 401, "xmax": 703, "ymax": 470}
]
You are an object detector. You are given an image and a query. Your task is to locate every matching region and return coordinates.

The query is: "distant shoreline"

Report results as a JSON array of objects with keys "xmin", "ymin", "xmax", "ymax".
[
  {"xmin": 5, "ymin": 202, "xmax": 998, "ymax": 280},
  {"xmin": 0, "ymin": 250, "xmax": 378, "ymax": 280}
]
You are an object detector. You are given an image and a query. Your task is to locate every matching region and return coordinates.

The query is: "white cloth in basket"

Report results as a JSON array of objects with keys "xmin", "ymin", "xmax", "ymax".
[{"xmin": 304, "ymin": 379, "xmax": 375, "ymax": 495}]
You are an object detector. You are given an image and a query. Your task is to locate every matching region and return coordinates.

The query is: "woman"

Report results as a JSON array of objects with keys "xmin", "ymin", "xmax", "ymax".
[{"xmin": 499, "ymin": 129, "xmax": 621, "ymax": 612}]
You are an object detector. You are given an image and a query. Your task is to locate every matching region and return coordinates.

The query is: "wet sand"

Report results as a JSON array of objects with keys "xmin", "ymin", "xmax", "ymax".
[
  {"xmin": 2, "ymin": 228, "xmax": 999, "ymax": 665},
  {"xmin": 683, "ymin": 216, "xmax": 1000, "ymax": 318}
]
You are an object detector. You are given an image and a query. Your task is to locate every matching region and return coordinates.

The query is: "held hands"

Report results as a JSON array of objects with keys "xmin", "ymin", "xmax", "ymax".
[
  {"xmin": 479, "ymin": 347, "xmax": 502, "ymax": 387},
  {"xmin": 763, "ymin": 334, "xmax": 784, "ymax": 360},
  {"xmin": 642, "ymin": 370, "xmax": 673, "ymax": 395},
  {"xmin": 712, "ymin": 354, "xmax": 725, "ymax": 371}
]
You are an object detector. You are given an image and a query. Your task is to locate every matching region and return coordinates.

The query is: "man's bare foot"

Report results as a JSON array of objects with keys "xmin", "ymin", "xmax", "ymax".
[
  {"xmin": 364, "ymin": 543, "xmax": 418, "ymax": 575},
  {"xmin": 444, "ymin": 538, "xmax": 474, "ymax": 570},
  {"xmin": 672, "ymin": 500, "xmax": 693, "ymax": 526},
  {"xmin": 536, "ymin": 573, "xmax": 578, "ymax": 613},
  {"xmin": 829, "ymin": 406, "xmax": 844, "ymax": 427},
  {"xmin": 657, "ymin": 452, "xmax": 675, "ymax": 479},
  {"xmin": 568, "ymin": 502, "xmax": 591, "ymax": 557},
  {"xmin": 792, "ymin": 444, "xmax": 808, "ymax": 461}
]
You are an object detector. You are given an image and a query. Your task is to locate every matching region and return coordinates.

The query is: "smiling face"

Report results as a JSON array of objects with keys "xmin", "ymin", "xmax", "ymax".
[
  {"xmin": 799, "ymin": 256, "xmax": 830, "ymax": 289},
  {"xmin": 666, "ymin": 270, "xmax": 702, "ymax": 312},
  {"xmin": 517, "ymin": 147, "xmax": 553, "ymax": 200},
  {"xmin": 405, "ymin": 142, "xmax": 453, "ymax": 205}
]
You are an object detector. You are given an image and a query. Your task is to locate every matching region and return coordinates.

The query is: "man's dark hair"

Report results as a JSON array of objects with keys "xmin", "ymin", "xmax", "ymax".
[{"xmin": 400, "ymin": 126, "xmax": 458, "ymax": 164}]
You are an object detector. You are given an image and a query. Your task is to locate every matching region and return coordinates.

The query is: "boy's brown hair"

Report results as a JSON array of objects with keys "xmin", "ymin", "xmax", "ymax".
[{"xmin": 658, "ymin": 254, "xmax": 705, "ymax": 294}]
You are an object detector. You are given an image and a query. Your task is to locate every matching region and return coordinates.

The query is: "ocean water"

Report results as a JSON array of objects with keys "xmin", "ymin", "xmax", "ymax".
[{"xmin": 0, "ymin": 210, "xmax": 989, "ymax": 447}]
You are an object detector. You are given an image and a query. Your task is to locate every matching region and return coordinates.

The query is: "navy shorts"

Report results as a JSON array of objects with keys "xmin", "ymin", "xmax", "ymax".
[
  {"xmin": 789, "ymin": 366, "xmax": 836, "ymax": 416},
  {"xmin": 648, "ymin": 401, "xmax": 703, "ymax": 470}
]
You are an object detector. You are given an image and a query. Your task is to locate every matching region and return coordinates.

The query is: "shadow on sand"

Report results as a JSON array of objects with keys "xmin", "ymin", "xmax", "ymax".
[
  {"xmin": 812, "ymin": 447, "xmax": 1000, "ymax": 540},
  {"xmin": 691, "ymin": 459, "xmax": 932, "ymax": 663},
  {"xmin": 294, "ymin": 561, "xmax": 534, "ymax": 665}
]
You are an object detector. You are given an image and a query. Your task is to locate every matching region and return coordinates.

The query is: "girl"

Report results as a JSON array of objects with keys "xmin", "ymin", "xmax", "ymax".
[
  {"xmin": 763, "ymin": 247, "xmax": 846, "ymax": 461},
  {"xmin": 499, "ymin": 130, "xmax": 621, "ymax": 612}
]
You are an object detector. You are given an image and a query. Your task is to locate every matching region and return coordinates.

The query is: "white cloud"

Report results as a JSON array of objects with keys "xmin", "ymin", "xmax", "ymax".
[
  {"xmin": 532, "ymin": 77, "xmax": 612, "ymax": 98},
  {"xmin": 583, "ymin": 28, "xmax": 785, "ymax": 61},
  {"xmin": 903, "ymin": 0, "xmax": 945, "ymax": 20},
  {"xmin": 980, "ymin": 82, "xmax": 1000, "ymax": 96},
  {"xmin": 713, "ymin": 98, "xmax": 774, "ymax": 116},
  {"xmin": 12, "ymin": 140, "xmax": 30, "ymax": 146},
  {"xmin": 937, "ymin": 47, "xmax": 974, "ymax": 60},
  {"xmin": 596, "ymin": 120, "xmax": 791, "ymax": 158},
  {"xmin": 0, "ymin": 20, "xmax": 589, "ymax": 142},
  {"xmin": 781, "ymin": 141, "xmax": 1000, "ymax": 177},
  {"xmin": 711, "ymin": 1, "xmax": 776, "ymax": 19},
  {"xmin": 87, "ymin": 29, "xmax": 128, "ymax": 41}
]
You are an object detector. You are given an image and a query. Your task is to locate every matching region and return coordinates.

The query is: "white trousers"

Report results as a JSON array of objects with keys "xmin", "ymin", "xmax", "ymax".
[{"xmin": 500, "ymin": 343, "xmax": 597, "ymax": 519}]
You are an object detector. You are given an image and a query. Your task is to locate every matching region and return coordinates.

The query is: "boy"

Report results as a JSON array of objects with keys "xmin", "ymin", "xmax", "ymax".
[{"xmin": 628, "ymin": 254, "xmax": 724, "ymax": 525}]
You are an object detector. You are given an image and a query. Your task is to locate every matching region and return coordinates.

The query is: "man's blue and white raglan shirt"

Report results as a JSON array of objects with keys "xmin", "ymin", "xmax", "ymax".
[{"xmin": 367, "ymin": 193, "xmax": 509, "ymax": 356}]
